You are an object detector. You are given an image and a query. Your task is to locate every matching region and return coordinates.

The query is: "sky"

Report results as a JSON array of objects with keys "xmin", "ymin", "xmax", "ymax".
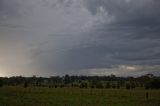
[{"xmin": 0, "ymin": 0, "xmax": 160, "ymax": 77}]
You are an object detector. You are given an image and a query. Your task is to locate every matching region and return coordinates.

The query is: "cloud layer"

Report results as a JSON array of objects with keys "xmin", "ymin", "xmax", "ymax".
[{"xmin": 0, "ymin": 0, "xmax": 160, "ymax": 77}]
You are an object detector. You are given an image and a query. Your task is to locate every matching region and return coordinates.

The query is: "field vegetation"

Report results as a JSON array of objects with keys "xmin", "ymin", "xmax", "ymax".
[{"xmin": 0, "ymin": 74, "xmax": 160, "ymax": 106}]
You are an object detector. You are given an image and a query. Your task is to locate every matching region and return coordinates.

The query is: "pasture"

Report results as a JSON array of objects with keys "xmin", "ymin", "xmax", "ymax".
[{"xmin": 0, "ymin": 86, "xmax": 160, "ymax": 106}]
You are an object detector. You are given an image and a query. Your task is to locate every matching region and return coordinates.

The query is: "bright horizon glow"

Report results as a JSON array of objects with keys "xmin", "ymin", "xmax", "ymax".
[
  {"xmin": 0, "ymin": 66, "xmax": 8, "ymax": 77},
  {"xmin": 0, "ymin": 71, "xmax": 6, "ymax": 77}
]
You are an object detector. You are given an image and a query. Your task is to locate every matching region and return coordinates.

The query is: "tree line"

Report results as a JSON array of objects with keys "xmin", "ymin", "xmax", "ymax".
[{"xmin": 0, "ymin": 74, "xmax": 160, "ymax": 89}]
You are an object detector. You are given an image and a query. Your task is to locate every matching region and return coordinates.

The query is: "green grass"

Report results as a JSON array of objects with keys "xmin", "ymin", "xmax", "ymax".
[{"xmin": 0, "ymin": 86, "xmax": 160, "ymax": 106}]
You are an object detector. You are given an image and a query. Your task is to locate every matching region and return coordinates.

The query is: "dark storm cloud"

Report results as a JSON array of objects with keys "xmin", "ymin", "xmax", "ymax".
[
  {"xmin": 84, "ymin": 0, "xmax": 160, "ymax": 24},
  {"xmin": 46, "ymin": 0, "xmax": 160, "ymax": 73}
]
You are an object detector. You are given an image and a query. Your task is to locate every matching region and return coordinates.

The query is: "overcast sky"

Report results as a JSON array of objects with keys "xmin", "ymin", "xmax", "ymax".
[{"xmin": 0, "ymin": 0, "xmax": 160, "ymax": 77}]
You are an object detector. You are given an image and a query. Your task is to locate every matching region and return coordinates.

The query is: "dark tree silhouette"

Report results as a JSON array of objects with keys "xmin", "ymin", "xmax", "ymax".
[
  {"xmin": 0, "ymin": 78, "xmax": 3, "ymax": 87},
  {"xmin": 105, "ymin": 82, "xmax": 111, "ymax": 88},
  {"xmin": 0, "ymin": 73, "xmax": 159, "ymax": 90}
]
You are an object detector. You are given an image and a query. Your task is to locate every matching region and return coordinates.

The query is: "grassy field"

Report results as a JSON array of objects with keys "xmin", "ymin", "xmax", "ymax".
[{"xmin": 0, "ymin": 86, "xmax": 160, "ymax": 106}]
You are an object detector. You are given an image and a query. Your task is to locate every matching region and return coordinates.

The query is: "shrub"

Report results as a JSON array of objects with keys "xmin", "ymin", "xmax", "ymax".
[
  {"xmin": 79, "ymin": 82, "xmax": 88, "ymax": 88},
  {"xmin": 131, "ymin": 83, "xmax": 136, "ymax": 89},
  {"xmin": 145, "ymin": 78, "xmax": 160, "ymax": 89},
  {"xmin": 96, "ymin": 81, "xmax": 104, "ymax": 88},
  {"xmin": 112, "ymin": 83, "xmax": 116, "ymax": 89},
  {"xmin": 126, "ymin": 83, "xmax": 131, "ymax": 90},
  {"xmin": 90, "ymin": 85, "xmax": 95, "ymax": 88},
  {"xmin": 145, "ymin": 83, "xmax": 150, "ymax": 90},
  {"xmin": 0, "ymin": 79, "xmax": 3, "ymax": 87},
  {"xmin": 24, "ymin": 82, "xmax": 28, "ymax": 88},
  {"xmin": 116, "ymin": 83, "xmax": 120, "ymax": 89},
  {"xmin": 150, "ymin": 78, "xmax": 160, "ymax": 89},
  {"xmin": 60, "ymin": 84, "xmax": 64, "ymax": 88},
  {"xmin": 54, "ymin": 85, "xmax": 58, "ymax": 88},
  {"xmin": 49, "ymin": 85, "xmax": 52, "ymax": 88},
  {"xmin": 105, "ymin": 82, "xmax": 111, "ymax": 88}
]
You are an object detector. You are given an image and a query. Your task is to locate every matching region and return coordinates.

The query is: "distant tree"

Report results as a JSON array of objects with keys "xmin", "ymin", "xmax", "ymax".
[
  {"xmin": 0, "ymin": 74, "xmax": 159, "ymax": 90},
  {"xmin": 64, "ymin": 74, "xmax": 71, "ymax": 84},
  {"xmin": 109, "ymin": 74, "xmax": 116, "ymax": 81},
  {"xmin": 131, "ymin": 82, "xmax": 136, "ymax": 89},
  {"xmin": 31, "ymin": 75, "xmax": 37, "ymax": 86},
  {"xmin": 105, "ymin": 82, "xmax": 111, "ymax": 88}
]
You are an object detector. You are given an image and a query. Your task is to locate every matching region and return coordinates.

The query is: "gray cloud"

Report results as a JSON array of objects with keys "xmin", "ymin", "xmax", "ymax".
[
  {"xmin": 84, "ymin": 0, "xmax": 160, "ymax": 24},
  {"xmin": 0, "ymin": 0, "xmax": 160, "ymax": 76}
]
